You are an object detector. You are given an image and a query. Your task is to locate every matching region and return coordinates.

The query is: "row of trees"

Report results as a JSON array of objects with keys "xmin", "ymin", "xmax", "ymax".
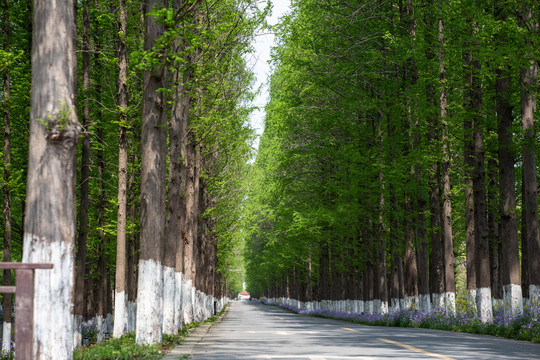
[
  {"xmin": 244, "ymin": 0, "xmax": 540, "ymax": 324},
  {"xmin": 1, "ymin": 0, "xmax": 263, "ymax": 357}
]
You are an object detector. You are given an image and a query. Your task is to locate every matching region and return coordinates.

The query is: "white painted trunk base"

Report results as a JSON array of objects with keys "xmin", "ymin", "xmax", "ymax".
[
  {"xmin": 2, "ymin": 321, "xmax": 11, "ymax": 355},
  {"xmin": 443, "ymin": 292, "xmax": 455, "ymax": 315},
  {"xmin": 113, "ymin": 290, "xmax": 128, "ymax": 338},
  {"xmin": 191, "ymin": 287, "xmax": 197, "ymax": 321},
  {"xmin": 529, "ymin": 285, "xmax": 540, "ymax": 318},
  {"xmin": 418, "ymin": 294, "xmax": 431, "ymax": 312},
  {"xmin": 128, "ymin": 300, "xmax": 136, "ymax": 333},
  {"xmin": 162, "ymin": 266, "xmax": 177, "ymax": 335},
  {"xmin": 390, "ymin": 298, "xmax": 400, "ymax": 314},
  {"xmin": 379, "ymin": 300, "xmax": 388, "ymax": 314},
  {"xmin": 72, "ymin": 315, "xmax": 82, "ymax": 350},
  {"xmin": 502, "ymin": 284, "xmax": 523, "ymax": 317},
  {"xmin": 431, "ymin": 293, "xmax": 444, "ymax": 309},
  {"xmin": 182, "ymin": 280, "xmax": 193, "ymax": 324},
  {"xmin": 135, "ymin": 259, "xmax": 163, "ymax": 344},
  {"xmin": 96, "ymin": 315, "xmax": 106, "ymax": 343},
  {"xmin": 476, "ymin": 287, "xmax": 493, "ymax": 323},
  {"xmin": 23, "ymin": 237, "xmax": 74, "ymax": 359},
  {"xmin": 372, "ymin": 299, "xmax": 381, "ymax": 314},
  {"xmin": 467, "ymin": 289, "xmax": 477, "ymax": 312},
  {"xmin": 365, "ymin": 300, "xmax": 374, "ymax": 314},
  {"xmin": 173, "ymin": 272, "xmax": 183, "ymax": 331},
  {"xmin": 194, "ymin": 290, "xmax": 202, "ymax": 322}
]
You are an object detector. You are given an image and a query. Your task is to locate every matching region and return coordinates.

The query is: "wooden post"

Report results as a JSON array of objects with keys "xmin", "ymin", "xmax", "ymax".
[{"xmin": 0, "ymin": 263, "xmax": 53, "ymax": 360}]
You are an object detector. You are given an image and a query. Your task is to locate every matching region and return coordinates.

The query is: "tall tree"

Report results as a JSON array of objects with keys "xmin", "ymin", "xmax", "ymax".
[
  {"xmin": 1, "ymin": 0, "xmax": 12, "ymax": 354},
  {"xmin": 73, "ymin": 0, "xmax": 91, "ymax": 347},
  {"xmin": 22, "ymin": 0, "xmax": 80, "ymax": 357},
  {"xmin": 113, "ymin": 0, "xmax": 130, "ymax": 338},
  {"xmin": 519, "ymin": 6, "xmax": 540, "ymax": 311},
  {"xmin": 495, "ymin": 5, "xmax": 522, "ymax": 317},
  {"xmin": 135, "ymin": 0, "xmax": 167, "ymax": 345},
  {"xmin": 438, "ymin": 8, "xmax": 455, "ymax": 314}
]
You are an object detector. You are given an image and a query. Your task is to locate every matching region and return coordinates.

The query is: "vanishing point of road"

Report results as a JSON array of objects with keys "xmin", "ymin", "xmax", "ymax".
[{"xmin": 181, "ymin": 300, "xmax": 539, "ymax": 360}]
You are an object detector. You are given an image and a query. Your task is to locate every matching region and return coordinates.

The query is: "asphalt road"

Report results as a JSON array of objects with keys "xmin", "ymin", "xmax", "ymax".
[{"xmin": 187, "ymin": 300, "xmax": 540, "ymax": 360}]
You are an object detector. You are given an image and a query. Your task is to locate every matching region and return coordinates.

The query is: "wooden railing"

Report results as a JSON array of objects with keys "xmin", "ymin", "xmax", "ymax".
[{"xmin": 0, "ymin": 263, "xmax": 53, "ymax": 360}]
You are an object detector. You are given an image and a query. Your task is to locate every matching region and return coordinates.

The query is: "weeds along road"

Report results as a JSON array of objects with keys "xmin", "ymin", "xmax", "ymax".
[{"xmin": 187, "ymin": 300, "xmax": 539, "ymax": 360}]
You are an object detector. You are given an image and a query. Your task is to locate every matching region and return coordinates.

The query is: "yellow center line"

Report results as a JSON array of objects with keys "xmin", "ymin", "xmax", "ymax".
[
  {"xmin": 343, "ymin": 327, "xmax": 358, "ymax": 332},
  {"xmin": 378, "ymin": 338, "xmax": 456, "ymax": 360}
]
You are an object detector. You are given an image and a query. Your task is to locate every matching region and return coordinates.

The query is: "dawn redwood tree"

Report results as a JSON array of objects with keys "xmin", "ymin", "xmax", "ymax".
[
  {"xmin": 22, "ymin": 0, "xmax": 80, "ymax": 357},
  {"xmin": 519, "ymin": 8, "xmax": 540, "ymax": 310},
  {"xmin": 495, "ymin": 5, "xmax": 522, "ymax": 316},
  {"xmin": 73, "ymin": 0, "xmax": 91, "ymax": 347},
  {"xmin": 437, "ymin": 5, "xmax": 455, "ymax": 313},
  {"xmin": 1, "ymin": 0, "xmax": 12, "ymax": 354},
  {"xmin": 113, "ymin": 0, "xmax": 130, "ymax": 338},
  {"xmin": 136, "ymin": 0, "xmax": 167, "ymax": 345}
]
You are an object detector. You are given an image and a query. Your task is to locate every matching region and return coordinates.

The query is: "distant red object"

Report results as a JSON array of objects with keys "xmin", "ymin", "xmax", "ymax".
[{"xmin": 239, "ymin": 291, "xmax": 250, "ymax": 295}]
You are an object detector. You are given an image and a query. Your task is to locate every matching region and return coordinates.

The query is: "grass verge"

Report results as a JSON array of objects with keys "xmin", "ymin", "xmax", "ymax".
[{"xmin": 74, "ymin": 304, "xmax": 229, "ymax": 360}]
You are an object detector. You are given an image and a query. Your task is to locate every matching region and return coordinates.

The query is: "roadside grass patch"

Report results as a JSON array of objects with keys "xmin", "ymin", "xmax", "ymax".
[
  {"xmin": 263, "ymin": 300, "xmax": 540, "ymax": 343},
  {"xmin": 74, "ymin": 304, "xmax": 229, "ymax": 359}
]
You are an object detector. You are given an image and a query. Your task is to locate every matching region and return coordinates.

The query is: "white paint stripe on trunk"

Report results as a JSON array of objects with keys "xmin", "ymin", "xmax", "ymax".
[
  {"xmin": 502, "ymin": 284, "xmax": 523, "ymax": 317},
  {"xmin": 528, "ymin": 284, "xmax": 539, "ymax": 318},
  {"xmin": 113, "ymin": 290, "xmax": 128, "ymax": 338},
  {"xmin": 418, "ymin": 294, "xmax": 431, "ymax": 312},
  {"xmin": 162, "ymin": 266, "xmax": 176, "ymax": 334},
  {"xmin": 183, "ymin": 279, "xmax": 193, "ymax": 324},
  {"xmin": 443, "ymin": 292, "xmax": 456, "ymax": 315},
  {"xmin": 128, "ymin": 300, "xmax": 136, "ymax": 333},
  {"xmin": 2, "ymin": 321, "xmax": 11, "ymax": 355},
  {"xmin": 476, "ymin": 287, "xmax": 493, "ymax": 323},
  {"xmin": 96, "ymin": 315, "xmax": 106, "ymax": 343},
  {"xmin": 135, "ymin": 259, "xmax": 163, "ymax": 344},
  {"xmin": 72, "ymin": 314, "xmax": 82, "ymax": 350},
  {"xmin": 174, "ymin": 272, "xmax": 183, "ymax": 331},
  {"xmin": 23, "ymin": 237, "xmax": 74, "ymax": 359}
]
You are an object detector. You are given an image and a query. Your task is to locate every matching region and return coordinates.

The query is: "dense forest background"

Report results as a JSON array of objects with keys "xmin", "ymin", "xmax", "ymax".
[
  {"xmin": 244, "ymin": 0, "xmax": 540, "ymax": 323},
  {"xmin": 0, "ymin": 0, "xmax": 266, "ymax": 356}
]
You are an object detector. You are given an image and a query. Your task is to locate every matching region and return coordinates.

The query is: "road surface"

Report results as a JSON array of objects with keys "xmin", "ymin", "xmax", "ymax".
[{"xmin": 186, "ymin": 300, "xmax": 539, "ymax": 359}]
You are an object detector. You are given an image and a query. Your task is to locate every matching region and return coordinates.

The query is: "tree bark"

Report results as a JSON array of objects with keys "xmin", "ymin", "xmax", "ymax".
[
  {"xmin": 96, "ymin": 124, "xmax": 108, "ymax": 343},
  {"xmin": 521, "ymin": 58, "xmax": 540, "ymax": 307},
  {"xmin": 439, "ymin": 13, "xmax": 455, "ymax": 314},
  {"xmin": 1, "ymin": 0, "xmax": 12, "ymax": 354},
  {"xmin": 470, "ymin": 44, "xmax": 491, "ymax": 321},
  {"xmin": 136, "ymin": 0, "xmax": 167, "ymax": 345},
  {"xmin": 73, "ymin": 0, "xmax": 91, "ymax": 348},
  {"xmin": 23, "ymin": 0, "xmax": 80, "ymax": 357},
  {"xmin": 113, "ymin": 0, "xmax": 130, "ymax": 338},
  {"xmin": 496, "ymin": 59, "xmax": 522, "ymax": 316}
]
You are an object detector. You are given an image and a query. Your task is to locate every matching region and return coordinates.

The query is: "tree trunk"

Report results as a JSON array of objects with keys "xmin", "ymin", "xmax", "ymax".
[
  {"xmin": 463, "ymin": 110, "xmax": 476, "ymax": 308},
  {"xmin": 429, "ymin": 164, "xmax": 444, "ymax": 308},
  {"xmin": 416, "ymin": 195, "xmax": 430, "ymax": 312},
  {"xmin": 136, "ymin": 0, "xmax": 167, "ymax": 345},
  {"xmin": 377, "ymin": 173, "xmax": 388, "ymax": 314},
  {"xmin": 439, "ymin": 13, "xmax": 455, "ymax": 314},
  {"xmin": 487, "ymin": 158, "xmax": 501, "ymax": 301},
  {"xmin": 96, "ymin": 124, "xmax": 109, "ymax": 343},
  {"xmin": 496, "ymin": 60, "xmax": 522, "ymax": 316},
  {"xmin": 73, "ymin": 0, "xmax": 91, "ymax": 348},
  {"xmin": 1, "ymin": 0, "xmax": 12, "ymax": 353},
  {"xmin": 183, "ymin": 133, "xmax": 200, "ymax": 323},
  {"xmin": 127, "ymin": 154, "xmax": 139, "ymax": 333},
  {"xmin": 113, "ymin": 0, "xmax": 130, "ymax": 338},
  {"xmin": 521, "ymin": 57, "xmax": 540, "ymax": 308},
  {"xmin": 471, "ymin": 54, "xmax": 491, "ymax": 321},
  {"xmin": 23, "ymin": 0, "xmax": 80, "ymax": 357},
  {"xmin": 166, "ymin": 61, "xmax": 190, "ymax": 333},
  {"xmin": 403, "ymin": 204, "xmax": 418, "ymax": 309}
]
